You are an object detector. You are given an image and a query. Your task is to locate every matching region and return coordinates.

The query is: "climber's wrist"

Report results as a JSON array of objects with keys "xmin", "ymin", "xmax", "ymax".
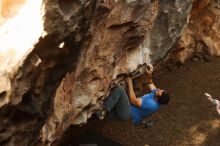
[
  {"xmin": 146, "ymin": 71, "xmax": 152, "ymax": 77},
  {"xmin": 146, "ymin": 78, "xmax": 153, "ymax": 84}
]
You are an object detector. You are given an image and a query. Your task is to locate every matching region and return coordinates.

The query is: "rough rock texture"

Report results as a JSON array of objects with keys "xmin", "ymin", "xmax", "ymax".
[
  {"xmin": 40, "ymin": 0, "xmax": 192, "ymax": 145},
  {"xmin": 168, "ymin": 0, "xmax": 220, "ymax": 63},
  {"xmin": 0, "ymin": 0, "xmax": 197, "ymax": 145}
]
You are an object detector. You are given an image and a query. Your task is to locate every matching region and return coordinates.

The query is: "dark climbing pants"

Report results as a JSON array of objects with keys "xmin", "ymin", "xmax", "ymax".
[{"xmin": 103, "ymin": 86, "xmax": 132, "ymax": 121}]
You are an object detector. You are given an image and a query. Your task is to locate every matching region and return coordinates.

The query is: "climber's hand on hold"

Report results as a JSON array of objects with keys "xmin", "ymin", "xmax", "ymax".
[{"xmin": 146, "ymin": 63, "xmax": 153, "ymax": 76}]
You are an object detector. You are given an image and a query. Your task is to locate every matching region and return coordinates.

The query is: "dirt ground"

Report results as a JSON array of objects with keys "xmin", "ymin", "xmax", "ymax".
[
  {"xmin": 61, "ymin": 57, "xmax": 220, "ymax": 146},
  {"xmin": 94, "ymin": 57, "xmax": 220, "ymax": 146}
]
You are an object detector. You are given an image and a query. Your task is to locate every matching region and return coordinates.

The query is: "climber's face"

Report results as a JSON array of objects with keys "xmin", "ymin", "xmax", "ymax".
[{"xmin": 155, "ymin": 88, "xmax": 170, "ymax": 105}]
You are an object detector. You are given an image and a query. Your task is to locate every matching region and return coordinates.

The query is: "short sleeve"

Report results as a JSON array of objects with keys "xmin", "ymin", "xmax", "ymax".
[
  {"xmin": 140, "ymin": 89, "xmax": 157, "ymax": 109},
  {"xmin": 151, "ymin": 88, "xmax": 157, "ymax": 93}
]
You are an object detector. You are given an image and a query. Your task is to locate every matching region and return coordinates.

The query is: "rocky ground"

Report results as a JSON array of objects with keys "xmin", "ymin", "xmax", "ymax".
[{"xmin": 61, "ymin": 56, "xmax": 220, "ymax": 146}]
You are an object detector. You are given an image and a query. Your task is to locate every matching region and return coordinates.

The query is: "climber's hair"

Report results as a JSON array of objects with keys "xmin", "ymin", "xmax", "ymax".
[{"xmin": 157, "ymin": 91, "xmax": 170, "ymax": 105}]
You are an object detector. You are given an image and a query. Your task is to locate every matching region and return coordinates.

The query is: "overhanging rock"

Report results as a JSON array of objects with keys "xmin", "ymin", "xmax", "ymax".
[
  {"xmin": 0, "ymin": 0, "xmax": 192, "ymax": 145},
  {"xmin": 40, "ymin": 0, "xmax": 192, "ymax": 145}
]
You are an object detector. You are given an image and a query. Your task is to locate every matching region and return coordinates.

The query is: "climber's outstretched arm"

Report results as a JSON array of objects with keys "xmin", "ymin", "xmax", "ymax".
[
  {"xmin": 146, "ymin": 64, "xmax": 156, "ymax": 91},
  {"xmin": 126, "ymin": 77, "xmax": 142, "ymax": 107}
]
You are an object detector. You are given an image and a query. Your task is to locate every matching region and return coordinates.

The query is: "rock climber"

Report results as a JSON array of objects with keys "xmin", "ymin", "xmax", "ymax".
[{"xmin": 96, "ymin": 64, "xmax": 170, "ymax": 125}]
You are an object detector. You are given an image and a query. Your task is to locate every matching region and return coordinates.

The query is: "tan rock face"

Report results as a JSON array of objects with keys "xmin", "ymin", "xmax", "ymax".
[
  {"xmin": 0, "ymin": 0, "xmax": 192, "ymax": 145},
  {"xmin": 0, "ymin": 0, "xmax": 26, "ymax": 24},
  {"xmin": 40, "ymin": 0, "xmax": 192, "ymax": 145},
  {"xmin": 170, "ymin": 0, "xmax": 220, "ymax": 63},
  {"xmin": 41, "ymin": 1, "xmax": 160, "ymax": 144}
]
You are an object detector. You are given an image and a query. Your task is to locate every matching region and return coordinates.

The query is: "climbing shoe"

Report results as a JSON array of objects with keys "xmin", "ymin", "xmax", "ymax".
[
  {"xmin": 141, "ymin": 120, "xmax": 154, "ymax": 128},
  {"xmin": 95, "ymin": 110, "xmax": 107, "ymax": 120}
]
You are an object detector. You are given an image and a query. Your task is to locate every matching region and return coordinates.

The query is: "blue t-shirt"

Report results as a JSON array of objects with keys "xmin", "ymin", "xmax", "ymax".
[{"xmin": 131, "ymin": 89, "xmax": 160, "ymax": 124}]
